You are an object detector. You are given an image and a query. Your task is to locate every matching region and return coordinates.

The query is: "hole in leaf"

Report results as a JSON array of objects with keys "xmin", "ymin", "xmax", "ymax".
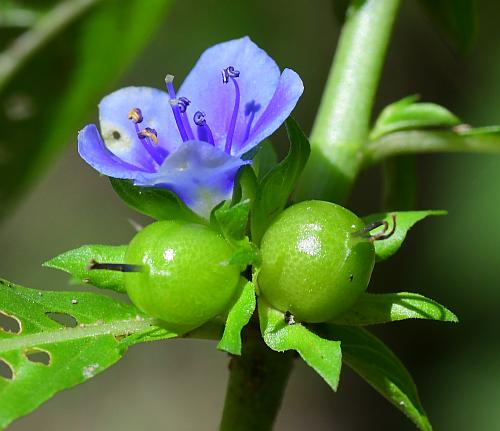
[
  {"xmin": 45, "ymin": 312, "xmax": 77, "ymax": 327},
  {"xmin": 0, "ymin": 311, "xmax": 21, "ymax": 334},
  {"xmin": 25, "ymin": 349, "xmax": 51, "ymax": 366},
  {"xmin": 0, "ymin": 358, "xmax": 14, "ymax": 380}
]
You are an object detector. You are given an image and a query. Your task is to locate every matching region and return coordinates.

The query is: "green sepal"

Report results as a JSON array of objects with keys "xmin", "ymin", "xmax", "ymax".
[
  {"xmin": 370, "ymin": 95, "xmax": 460, "ymax": 140},
  {"xmin": 110, "ymin": 178, "xmax": 203, "ymax": 223},
  {"xmin": 0, "ymin": 278, "xmax": 178, "ymax": 430},
  {"xmin": 331, "ymin": 292, "xmax": 458, "ymax": 326},
  {"xmin": 363, "ymin": 210, "xmax": 446, "ymax": 261},
  {"xmin": 217, "ymin": 280, "xmax": 256, "ymax": 355},
  {"xmin": 43, "ymin": 244, "xmax": 128, "ymax": 293},
  {"xmin": 213, "ymin": 199, "xmax": 251, "ymax": 242},
  {"xmin": 251, "ymin": 117, "xmax": 310, "ymax": 244},
  {"xmin": 321, "ymin": 324, "xmax": 432, "ymax": 431},
  {"xmin": 258, "ymin": 298, "xmax": 342, "ymax": 391}
]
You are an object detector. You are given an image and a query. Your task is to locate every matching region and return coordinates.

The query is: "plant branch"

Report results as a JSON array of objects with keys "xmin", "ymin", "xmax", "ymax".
[
  {"xmin": 298, "ymin": 0, "xmax": 401, "ymax": 203},
  {"xmin": 219, "ymin": 325, "xmax": 295, "ymax": 431}
]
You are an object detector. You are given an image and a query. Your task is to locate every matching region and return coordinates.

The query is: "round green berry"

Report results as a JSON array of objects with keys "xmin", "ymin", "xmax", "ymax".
[
  {"xmin": 258, "ymin": 200, "xmax": 375, "ymax": 323},
  {"xmin": 125, "ymin": 220, "xmax": 240, "ymax": 332}
]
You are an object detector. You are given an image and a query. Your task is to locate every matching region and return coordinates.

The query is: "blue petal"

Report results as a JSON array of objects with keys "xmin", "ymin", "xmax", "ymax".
[
  {"xmin": 78, "ymin": 124, "xmax": 151, "ymax": 179},
  {"xmin": 98, "ymin": 86, "xmax": 182, "ymax": 169},
  {"xmin": 134, "ymin": 141, "xmax": 248, "ymax": 217},
  {"xmin": 178, "ymin": 36, "xmax": 283, "ymax": 152},
  {"xmin": 234, "ymin": 68, "xmax": 304, "ymax": 156}
]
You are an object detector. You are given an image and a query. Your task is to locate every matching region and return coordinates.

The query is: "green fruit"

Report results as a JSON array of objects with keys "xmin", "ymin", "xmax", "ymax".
[
  {"xmin": 258, "ymin": 200, "xmax": 375, "ymax": 323},
  {"xmin": 125, "ymin": 220, "xmax": 240, "ymax": 332}
]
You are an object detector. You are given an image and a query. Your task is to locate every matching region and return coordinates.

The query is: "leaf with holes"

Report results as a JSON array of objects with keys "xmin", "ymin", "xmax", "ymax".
[
  {"xmin": 0, "ymin": 278, "xmax": 177, "ymax": 429},
  {"xmin": 363, "ymin": 211, "xmax": 446, "ymax": 261}
]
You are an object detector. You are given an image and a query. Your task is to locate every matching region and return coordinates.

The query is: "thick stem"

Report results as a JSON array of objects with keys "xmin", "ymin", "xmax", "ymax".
[
  {"xmin": 298, "ymin": 0, "xmax": 401, "ymax": 203},
  {"xmin": 220, "ymin": 326, "xmax": 294, "ymax": 431}
]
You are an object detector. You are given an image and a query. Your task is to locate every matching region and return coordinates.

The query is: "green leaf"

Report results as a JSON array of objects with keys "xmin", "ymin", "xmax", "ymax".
[
  {"xmin": 258, "ymin": 298, "xmax": 342, "ymax": 391},
  {"xmin": 363, "ymin": 210, "xmax": 446, "ymax": 261},
  {"xmin": 370, "ymin": 95, "xmax": 460, "ymax": 140},
  {"xmin": 217, "ymin": 280, "xmax": 256, "ymax": 355},
  {"xmin": 0, "ymin": 0, "xmax": 173, "ymax": 219},
  {"xmin": 251, "ymin": 117, "xmax": 310, "ymax": 244},
  {"xmin": 214, "ymin": 199, "xmax": 251, "ymax": 242},
  {"xmin": 251, "ymin": 140, "xmax": 278, "ymax": 180},
  {"xmin": 0, "ymin": 278, "xmax": 177, "ymax": 429},
  {"xmin": 322, "ymin": 324, "xmax": 432, "ymax": 431},
  {"xmin": 331, "ymin": 292, "xmax": 458, "ymax": 325},
  {"xmin": 43, "ymin": 244, "xmax": 128, "ymax": 293},
  {"xmin": 418, "ymin": 0, "xmax": 475, "ymax": 53},
  {"xmin": 229, "ymin": 239, "xmax": 261, "ymax": 269},
  {"xmin": 364, "ymin": 126, "xmax": 500, "ymax": 166},
  {"xmin": 110, "ymin": 178, "xmax": 202, "ymax": 223}
]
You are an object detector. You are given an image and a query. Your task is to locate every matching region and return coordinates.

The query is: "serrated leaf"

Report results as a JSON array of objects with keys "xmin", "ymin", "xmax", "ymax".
[
  {"xmin": 0, "ymin": 278, "xmax": 177, "ymax": 430},
  {"xmin": 0, "ymin": 0, "xmax": 173, "ymax": 219},
  {"xmin": 370, "ymin": 95, "xmax": 460, "ymax": 140},
  {"xmin": 363, "ymin": 210, "xmax": 446, "ymax": 261},
  {"xmin": 213, "ymin": 199, "xmax": 251, "ymax": 242},
  {"xmin": 43, "ymin": 244, "xmax": 128, "ymax": 292},
  {"xmin": 110, "ymin": 178, "xmax": 202, "ymax": 223},
  {"xmin": 217, "ymin": 280, "xmax": 256, "ymax": 355},
  {"xmin": 251, "ymin": 117, "xmax": 310, "ymax": 244},
  {"xmin": 258, "ymin": 298, "xmax": 341, "ymax": 391},
  {"xmin": 364, "ymin": 126, "xmax": 500, "ymax": 165},
  {"xmin": 331, "ymin": 292, "xmax": 458, "ymax": 325},
  {"xmin": 418, "ymin": 0, "xmax": 475, "ymax": 53},
  {"xmin": 322, "ymin": 324, "xmax": 432, "ymax": 431}
]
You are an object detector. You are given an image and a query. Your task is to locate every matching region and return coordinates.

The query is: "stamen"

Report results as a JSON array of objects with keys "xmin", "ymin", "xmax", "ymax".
[
  {"xmin": 165, "ymin": 75, "xmax": 190, "ymax": 142},
  {"xmin": 352, "ymin": 214, "xmax": 397, "ymax": 242},
  {"xmin": 127, "ymin": 108, "xmax": 143, "ymax": 124},
  {"xmin": 222, "ymin": 66, "xmax": 240, "ymax": 154},
  {"xmin": 138, "ymin": 127, "xmax": 158, "ymax": 145},
  {"xmin": 178, "ymin": 97, "xmax": 195, "ymax": 140},
  {"xmin": 243, "ymin": 101, "xmax": 261, "ymax": 142},
  {"xmin": 194, "ymin": 111, "xmax": 214, "ymax": 145}
]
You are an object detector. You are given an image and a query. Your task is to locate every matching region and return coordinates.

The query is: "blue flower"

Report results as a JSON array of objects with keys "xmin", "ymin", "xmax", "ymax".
[{"xmin": 78, "ymin": 36, "xmax": 303, "ymax": 217}]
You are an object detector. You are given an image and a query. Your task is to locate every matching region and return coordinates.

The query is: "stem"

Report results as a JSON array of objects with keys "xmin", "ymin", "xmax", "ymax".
[
  {"xmin": 220, "ymin": 326, "xmax": 295, "ymax": 431},
  {"xmin": 0, "ymin": 0, "xmax": 100, "ymax": 92},
  {"xmin": 298, "ymin": 0, "xmax": 401, "ymax": 203}
]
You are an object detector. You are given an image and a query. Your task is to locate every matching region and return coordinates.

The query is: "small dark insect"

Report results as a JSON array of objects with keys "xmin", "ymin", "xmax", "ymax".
[{"xmin": 284, "ymin": 311, "xmax": 296, "ymax": 325}]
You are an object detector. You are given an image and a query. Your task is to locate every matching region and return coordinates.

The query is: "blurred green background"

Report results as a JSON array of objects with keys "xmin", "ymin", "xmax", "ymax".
[{"xmin": 1, "ymin": 0, "xmax": 499, "ymax": 429}]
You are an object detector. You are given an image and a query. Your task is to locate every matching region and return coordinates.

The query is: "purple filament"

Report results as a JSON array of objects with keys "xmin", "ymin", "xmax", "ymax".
[
  {"xmin": 223, "ymin": 66, "xmax": 240, "ymax": 154},
  {"xmin": 165, "ymin": 75, "xmax": 189, "ymax": 142},
  {"xmin": 194, "ymin": 111, "xmax": 215, "ymax": 146}
]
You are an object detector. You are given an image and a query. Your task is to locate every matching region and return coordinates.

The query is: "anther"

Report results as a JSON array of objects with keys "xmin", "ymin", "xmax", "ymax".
[
  {"xmin": 138, "ymin": 127, "xmax": 158, "ymax": 145},
  {"xmin": 178, "ymin": 97, "xmax": 191, "ymax": 113},
  {"xmin": 194, "ymin": 111, "xmax": 214, "ymax": 145},
  {"xmin": 127, "ymin": 108, "xmax": 143, "ymax": 124},
  {"xmin": 222, "ymin": 66, "xmax": 240, "ymax": 84}
]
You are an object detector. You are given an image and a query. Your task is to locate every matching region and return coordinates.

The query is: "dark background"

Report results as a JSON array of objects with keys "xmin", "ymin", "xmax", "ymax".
[{"xmin": 1, "ymin": 0, "xmax": 499, "ymax": 429}]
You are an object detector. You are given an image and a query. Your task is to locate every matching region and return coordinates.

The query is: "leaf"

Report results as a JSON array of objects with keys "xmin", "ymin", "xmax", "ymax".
[
  {"xmin": 418, "ymin": 0, "xmax": 475, "ymax": 53},
  {"xmin": 322, "ymin": 324, "xmax": 432, "ymax": 431},
  {"xmin": 251, "ymin": 140, "xmax": 278, "ymax": 180},
  {"xmin": 370, "ymin": 95, "xmax": 460, "ymax": 140},
  {"xmin": 217, "ymin": 280, "xmax": 256, "ymax": 355},
  {"xmin": 110, "ymin": 178, "xmax": 202, "ymax": 223},
  {"xmin": 229, "ymin": 239, "xmax": 261, "ymax": 269},
  {"xmin": 331, "ymin": 292, "xmax": 458, "ymax": 326},
  {"xmin": 251, "ymin": 117, "xmax": 310, "ymax": 244},
  {"xmin": 0, "ymin": 0, "xmax": 173, "ymax": 219},
  {"xmin": 213, "ymin": 199, "xmax": 251, "ymax": 242},
  {"xmin": 364, "ymin": 126, "xmax": 500, "ymax": 166},
  {"xmin": 43, "ymin": 244, "xmax": 128, "ymax": 293},
  {"xmin": 258, "ymin": 298, "xmax": 342, "ymax": 391},
  {"xmin": 0, "ymin": 278, "xmax": 177, "ymax": 430},
  {"xmin": 363, "ymin": 211, "xmax": 446, "ymax": 261}
]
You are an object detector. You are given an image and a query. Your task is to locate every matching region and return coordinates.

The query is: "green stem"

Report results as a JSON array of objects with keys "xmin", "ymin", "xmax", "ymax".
[
  {"xmin": 220, "ymin": 326, "xmax": 295, "ymax": 431},
  {"xmin": 298, "ymin": 0, "xmax": 401, "ymax": 203}
]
